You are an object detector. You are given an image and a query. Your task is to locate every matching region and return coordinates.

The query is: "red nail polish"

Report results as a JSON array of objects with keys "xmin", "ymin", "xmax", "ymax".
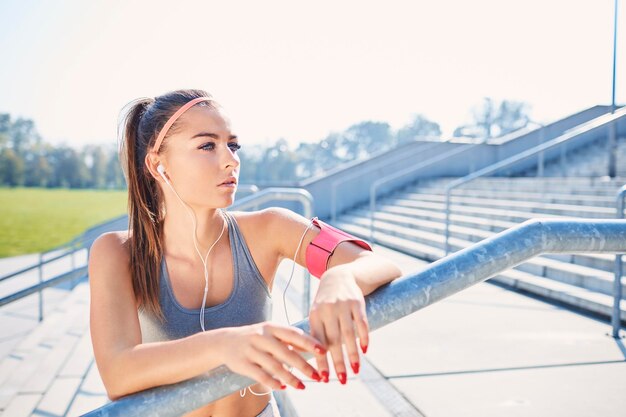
[
  {"xmin": 297, "ymin": 381, "xmax": 306, "ymax": 390},
  {"xmin": 321, "ymin": 370, "xmax": 329, "ymax": 383},
  {"xmin": 311, "ymin": 371, "xmax": 321, "ymax": 381},
  {"xmin": 338, "ymin": 372, "xmax": 347, "ymax": 385},
  {"xmin": 280, "ymin": 384, "xmax": 287, "ymax": 390},
  {"xmin": 351, "ymin": 362, "xmax": 360, "ymax": 374},
  {"xmin": 314, "ymin": 344, "xmax": 327, "ymax": 355},
  {"xmin": 361, "ymin": 344, "xmax": 368, "ymax": 354}
]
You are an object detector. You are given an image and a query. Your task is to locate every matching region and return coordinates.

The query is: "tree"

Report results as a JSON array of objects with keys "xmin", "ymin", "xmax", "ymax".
[
  {"xmin": 342, "ymin": 121, "xmax": 393, "ymax": 158},
  {"xmin": 453, "ymin": 98, "xmax": 531, "ymax": 139},
  {"xmin": 0, "ymin": 148, "xmax": 25, "ymax": 186},
  {"xmin": 10, "ymin": 117, "xmax": 41, "ymax": 157},
  {"xmin": 0, "ymin": 114, "xmax": 10, "ymax": 149},
  {"xmin": 396, "ymin": 114, "xmax": 442, "ymax": 145}
]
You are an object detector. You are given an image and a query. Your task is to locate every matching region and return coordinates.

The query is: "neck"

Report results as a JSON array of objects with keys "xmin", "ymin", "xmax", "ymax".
[{"xmin": 161, "ymin": 197, "xmax": 227, "ymax": 260}]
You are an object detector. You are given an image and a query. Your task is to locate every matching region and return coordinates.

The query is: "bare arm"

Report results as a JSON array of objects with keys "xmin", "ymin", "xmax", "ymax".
[
  {"xmin": 88, "ymin": 233, "xmax": 230, "ymax": 400},
  {"xmin": 266, "ymin": 206, "xmax": 403, "ymax": 295},
  {"xmin": 89, "ymin": 232, "xmax": 323, "ymax": 400},
  {"xmin": 266, "ymin": 207, "xmax": 402, "ymax": 384}
]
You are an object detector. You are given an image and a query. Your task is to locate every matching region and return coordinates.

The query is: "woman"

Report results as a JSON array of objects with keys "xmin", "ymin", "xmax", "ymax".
[{"xmin": 88, "ymin": 89, "xmax": 402, "ymax": 416}]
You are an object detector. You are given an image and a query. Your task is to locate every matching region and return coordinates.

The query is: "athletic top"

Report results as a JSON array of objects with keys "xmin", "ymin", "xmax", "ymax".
[{"xmin": 138, "ymin": 210, "xmax": 273, "ymax": 342}]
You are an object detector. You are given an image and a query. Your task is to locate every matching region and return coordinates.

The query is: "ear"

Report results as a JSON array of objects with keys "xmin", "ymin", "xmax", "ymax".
[{"xmin": 145, "ymin": 152, "xmax": 166, "ymax": 183}]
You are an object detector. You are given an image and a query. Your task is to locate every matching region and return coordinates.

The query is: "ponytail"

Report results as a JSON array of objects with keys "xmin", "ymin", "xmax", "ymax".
[
  {"xmin": 118, "ymin": 89, "xmax": 213, "ymax": 322},
  {"xmin": 119, "ymin": 97, "xmax": 165, "ymax": 322}
]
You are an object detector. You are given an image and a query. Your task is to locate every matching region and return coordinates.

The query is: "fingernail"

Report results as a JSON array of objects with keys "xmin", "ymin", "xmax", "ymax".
[
  {"xmin": 297, "ymin": 381, "xmax": 306, "ymax": 390},
  {"xmin": 351, "ymin": 362, "xmax": 360, "ymax": 374},
  {"xmin": 321, "ymin": 370, "xmax": 329, "ymax": 383},
  {"xmin": 361, "ymin": 344, "xmax": 368, "ymax": 354},
  {"xmin": 314, "ymin": 344, "xmax": 327, "ymax": 355},
  {"xmin": 338, "ymin": 372, "xmax": 347, "ymax": 385},
  {"xmin": 311, "ymin": 370, "xmax": 321, "ymax": 381},
  {"xmin": 280, "ymin": 384, "xmax": 287, "ymax": 390}
]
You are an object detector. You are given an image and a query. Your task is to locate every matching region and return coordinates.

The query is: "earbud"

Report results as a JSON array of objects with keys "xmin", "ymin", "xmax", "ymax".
[{"xmin": 157, "ymin": 164, "xmax": 169, "ymax": 184}]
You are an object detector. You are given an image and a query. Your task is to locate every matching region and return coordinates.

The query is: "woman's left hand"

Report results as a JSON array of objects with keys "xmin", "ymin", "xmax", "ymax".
[{"xmin": 308, "ymin": 265, "xmax": 369, "ymax": 385}]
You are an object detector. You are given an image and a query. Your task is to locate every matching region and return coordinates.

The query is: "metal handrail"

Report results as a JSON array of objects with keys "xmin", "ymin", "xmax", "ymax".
[
  {"xmin": 369, "ymin": 139, "xmax": 487, "ymax": 243},
  {"xmin": 0, "ymin": 246, "xmax": 77, "ymax": 283},
  {"xmin": 613, "ymin": 184, "xmax": 626, "ymax": 337},
  {"xmin": 444, "ymin": 106, "xmax": 626, "ymax": 254},
  {"xmin": 82, "ymin": 218, "xmax": 626, "ymax": 416},
  {"xmin": 331, "ymin": 141, "xmax": 444, "ymax": 222},
  {"xmin": 0, "ymin": 267, "xmax": 88, "ymax": 307},
  {"xmin": 229, "ymin": 187, "xmax": 314, "ymax": 312}
]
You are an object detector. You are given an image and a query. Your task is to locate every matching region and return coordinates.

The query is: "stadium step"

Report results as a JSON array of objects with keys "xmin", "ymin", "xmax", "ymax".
[
  {"xmin": 0, "ymin": 281, "xmax": 108, "ymax": 416},
  {"xmin": 335, "ymin": 219, "xmax": 626, "ymax": 323},
  {"xmin": 338, "ymin": 174, "xmax": 626, "ymax": 324},
  {"xmin": 351, "ymin": 207, "xmax": 616, "ymax": 273}
]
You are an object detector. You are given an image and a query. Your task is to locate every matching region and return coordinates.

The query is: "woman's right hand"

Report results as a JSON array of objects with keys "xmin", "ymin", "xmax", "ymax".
[{"xmin": 216, "ymin": 322, "xmax": 327, "ymax": 390}]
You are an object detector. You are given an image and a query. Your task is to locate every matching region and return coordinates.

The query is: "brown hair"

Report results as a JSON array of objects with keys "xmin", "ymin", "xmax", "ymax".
[{"xmin": 118, "ymin": 89, "xmax": 219, "ymax": 321}]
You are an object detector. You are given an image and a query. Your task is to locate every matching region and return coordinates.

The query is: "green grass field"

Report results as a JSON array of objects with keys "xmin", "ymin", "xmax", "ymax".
[{"xmin": 0, "ymin": 188, "xmax": 128, "ymax": 258}]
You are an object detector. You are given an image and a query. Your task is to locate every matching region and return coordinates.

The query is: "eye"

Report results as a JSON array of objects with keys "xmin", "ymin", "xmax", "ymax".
[
  {"xmin": 198, "ymin": 142, "xmax": 242, "ymax": 152},
  {"xmin": 199, "ymin": 142, "xmax": 215, "ymax": 151}
]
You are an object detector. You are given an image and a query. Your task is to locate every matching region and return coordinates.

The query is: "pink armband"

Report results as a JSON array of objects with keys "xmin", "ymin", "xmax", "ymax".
[{"xmin": 305, "ymin": 217, "xmax": 373, "ymax": 279}]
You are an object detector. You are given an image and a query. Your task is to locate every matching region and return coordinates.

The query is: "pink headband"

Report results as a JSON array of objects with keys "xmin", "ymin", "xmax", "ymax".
[{"xmin": 151, "ymin": 97, "xmax": 215, "ymax": 154}]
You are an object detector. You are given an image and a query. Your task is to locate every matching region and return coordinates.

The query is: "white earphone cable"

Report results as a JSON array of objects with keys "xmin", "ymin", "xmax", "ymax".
[
  {"xmin": 240, "ymin": 217, "xmax": 315, "ymax": 398},
  {"xmin": 162, "ymin": 175, "xmax": 225, "ymax": 332},
  {"xmin": 161, "ymin": 168, "xmax": 315, "ymax": 397}
]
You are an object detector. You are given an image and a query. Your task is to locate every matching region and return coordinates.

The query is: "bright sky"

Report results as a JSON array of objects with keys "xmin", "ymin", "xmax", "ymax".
[{"xmin": 0, "ymin": 0, "xmax": 623, "ymax": 149}]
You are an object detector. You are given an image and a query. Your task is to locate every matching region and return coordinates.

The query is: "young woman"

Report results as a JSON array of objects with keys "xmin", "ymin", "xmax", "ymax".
[{"xmin": 88, "ymin": 89, "xmax": 402, "ymax": 417}]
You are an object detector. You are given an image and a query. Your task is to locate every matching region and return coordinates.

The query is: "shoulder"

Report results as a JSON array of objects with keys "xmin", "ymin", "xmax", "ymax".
[
  {"xmin": 89, "ymin": 230, "xmax": 131, "ymax": 263},
  {"xmin": 88, "ymin": 231, "xmax": 132, "ymax": 284},
  {"xmin": 230, "ymin": 207, "xmax": 319, "ymax": 263},
  {"xmin": 229, "ymin": 207, "xmax": 310, "ymax": 234}
]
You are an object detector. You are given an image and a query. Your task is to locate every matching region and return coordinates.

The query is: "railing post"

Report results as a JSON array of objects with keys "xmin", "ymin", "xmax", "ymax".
[
  {"xmin": 38, "ymin": 252, "xmax": 43, "ymax": 322},
  {"xmin": 608, "ymin": 121, "xmax": 617, "ymax": 178},
  {"xmin": 612, "ymin": 185, "xmax": 626, "ymax": 338}
]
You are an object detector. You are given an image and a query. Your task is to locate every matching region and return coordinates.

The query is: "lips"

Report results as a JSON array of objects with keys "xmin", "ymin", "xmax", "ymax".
[{"xmin": 219, "ymin": 177, "xmax": 237, "ymax": 186}]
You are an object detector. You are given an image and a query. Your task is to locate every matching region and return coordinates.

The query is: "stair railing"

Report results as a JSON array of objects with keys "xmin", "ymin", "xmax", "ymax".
[
  {"xmin": 443, "ymin": 107, "xmax": 626, "ymax": 255},
  {"xmin": 613, "ymin": 184, "xmax": 626, "ymax": 337},
  {"xmin": 81, "ymin": 218, "xmax": 626, "ymax": 416},
  {"xmin": 0, "ymin": 214, "xmax": 127, "ymax": 319}
]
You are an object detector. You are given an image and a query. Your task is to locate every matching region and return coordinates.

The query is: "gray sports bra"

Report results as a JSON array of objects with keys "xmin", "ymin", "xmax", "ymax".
[{"xmin": 138, "ymin": 210, "xmax": 272, "ymax": 342}]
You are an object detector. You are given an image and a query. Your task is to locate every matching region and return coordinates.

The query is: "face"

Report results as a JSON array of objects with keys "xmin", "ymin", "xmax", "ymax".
[{"xmin": 158, "ymin": 105, "xmax": 241, "ymax": 208}]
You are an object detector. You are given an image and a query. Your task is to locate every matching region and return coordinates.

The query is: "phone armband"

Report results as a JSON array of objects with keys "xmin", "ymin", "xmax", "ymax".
[{"xmin": 305, "ymin": 217, "xmax": 372, "ymax": 278}]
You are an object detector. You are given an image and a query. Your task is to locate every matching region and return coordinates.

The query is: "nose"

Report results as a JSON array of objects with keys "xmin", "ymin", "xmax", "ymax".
[{"xmin": 221, "ymin": 143, "xmax": 240, "ymax": 169}]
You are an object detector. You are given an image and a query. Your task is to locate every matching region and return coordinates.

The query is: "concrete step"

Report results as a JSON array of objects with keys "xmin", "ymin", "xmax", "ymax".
[
  {"xmin": 407, "ymin": 188, "xmax": 619, "ymax": 208},
  {"xmin": 335, "ymin": 220, "xmax": 626, "ymax": 323},
  {"xmin": 415, "ymin": 177, "xmax": 626, "ymax": 196},
  {"xmin": 340, "ymin": 215, "xmax": 626, "ymax": 298},
  {"xmin": 0, "ymin": 282, "xmax": 95, "ymax": 416},
  {"xmin": 342, "ymin": 212, "xmax": 625, "ymax": 299},
  {"xmin": 398, "ymin": 192, "xmax": 620, "ymax": 218},
  {"xmin": 353, "ymin": 207, "xmax": 616, "ymax": 272},
  {"xmin": 389, "ymin": 197, "xmax": 566, "ymax": 224}
]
